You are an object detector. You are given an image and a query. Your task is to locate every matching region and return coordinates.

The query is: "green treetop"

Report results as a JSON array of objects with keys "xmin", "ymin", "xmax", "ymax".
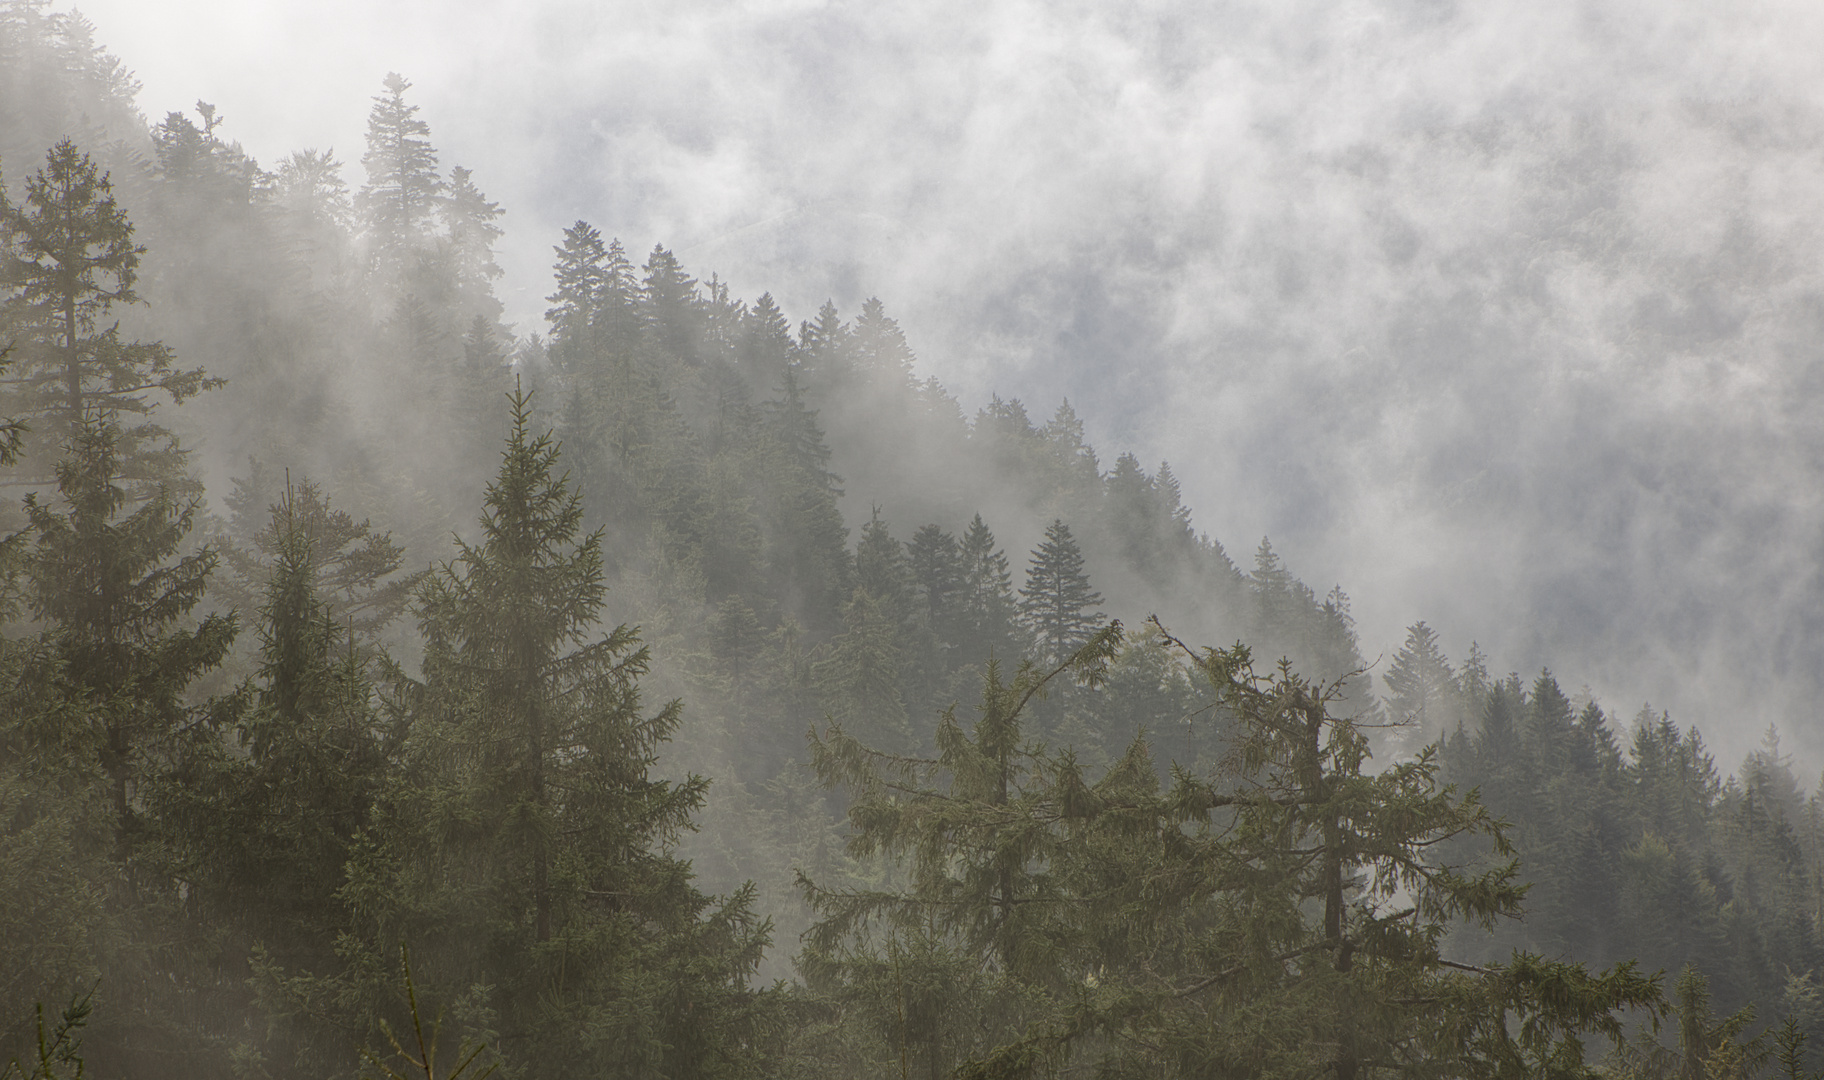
[
  {"xmin": 1018, "ymin": 519, "xmax": 1103, "ymax": 667},
  {"xmin": 358, "ymin": 73, "xmax": 442, "ymax": 269},
  {"xmin": 1, "ymin": 140, "xmax": 217, "ymax": 481}
]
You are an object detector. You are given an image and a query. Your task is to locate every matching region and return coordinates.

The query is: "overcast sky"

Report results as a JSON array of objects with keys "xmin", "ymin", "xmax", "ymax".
[{"xmin": 64, "ymin": 0, "xmax": 1824, "ymax": 765}]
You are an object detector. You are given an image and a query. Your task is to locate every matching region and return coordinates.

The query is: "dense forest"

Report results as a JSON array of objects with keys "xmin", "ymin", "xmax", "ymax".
[{"xmin": 6, "ymin": 2, "xmax": 1824, "ymax": 1077}]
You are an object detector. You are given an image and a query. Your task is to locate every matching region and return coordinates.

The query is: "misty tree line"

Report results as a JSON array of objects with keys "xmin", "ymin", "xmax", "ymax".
[{"xmin": 6, "ymin": 2, "xmax": 1824, "ymax": 1077}]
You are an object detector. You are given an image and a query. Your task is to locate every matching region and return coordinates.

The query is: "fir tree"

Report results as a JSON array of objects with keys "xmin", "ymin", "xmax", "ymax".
[
  {"xmin": 1017, "ymin": 519, "xmax": 1103, "ymax": 666},
  {"xmin": 758, "ymin": 372, "xmax": 850, "ymax": 634},
  {"xmin": 349, "ymin": 384, "xmax": 774, "ymax": 1077},
  {"xmin": 796, "ymin": 299, "xmax": 849, "ymax": 391},
  {"xmin": 219, "ymin": 472, "xmax": 418, "ymax": 647},
  {"xmin": 545, "ymin": 219, "xmax": 609, "ymax": 364},
  {"xmin": 849, "ymin": 296, "xmax": 915, "ymax": 386},
  {"xmin": 0, "ymin": 139, "xmax": 217, "ymax": 481},
  {"xmin": 956, "ymin": 513, "xmax": 1018, "ymax": 666},
  {"xmin": 437, "ymin": 165, "xmax": 503, "ymax": 323},
  {"xmin": 24, "ymin": 415, "xmax": 234, "ymax": 855},
  {"xmin": 641, "ymin": 244, "xmax": 699, "ymax": 362},
  {"xmin": 271, "ymin": 148, "xmax": 354, "ymax": 280},
  {"xmin": 153, "ymin": 483, "xmax": 391, "ymax": 1079},
  {"xmin": 357, "ymin": 72, "xmax": 442, "ymax": 272},
  {"xmin": 1383, "ymin": 620, "xmax": 1455, "ymax": 743},
  {"xmin": 907, "ymin": 523, "xmax": 963, "ymax": 641},
  {"xmin": 740, "ymin": 291, "xmax": 794, "ymax": 393}
]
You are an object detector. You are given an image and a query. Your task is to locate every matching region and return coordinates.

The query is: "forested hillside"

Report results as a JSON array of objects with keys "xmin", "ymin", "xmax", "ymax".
[{"xmin": 6, "ymin": 3, "xmax": 1824, "ymax": 1077}]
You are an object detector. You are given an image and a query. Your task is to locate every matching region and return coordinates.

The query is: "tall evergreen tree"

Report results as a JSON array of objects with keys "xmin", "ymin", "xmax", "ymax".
[
  {"xmin": 1383, "ymin": 620, "xmax": 1456, "ymax": 744},
  {"xmin": 758, "ymin": 373, "xmax": 850, "ymax": 634},
  {"xmin": 345, "ymin": 384, "xmax": 773, "ymax": 1077},
  {"xmin": 437, "ymin": 164, "xmax": 503, "ymax": 323},
  {"xmin": 907, "ymin": 523, "xmax": 964, "ymax": 643},
  {"xmin": 641, "ymin": 244, "xmax": 699, "ymax": 362},
  {"xmin": 271, "ymin": 148, "xmax": 353, "ymax": 278},
  {"xmin": 796, "ymin": 300, "xmax": 849, "ymax": 391},
  {"xmin": 956, "ymin": 513, "xmax": 1019, "ymax": 666},
  {"xmin": 739, "ymin": 291, "xmax": 795, "ymax": 393},
  {"xmin": 218, "ymin": 473, "xmax": 418, "ymax": 648},
  {"xmin": 849, "ymin": 296, "xmax": 915, "ymax": 386},
  {"xmin": 545, "ymin": 219, "xmax": 609, "ymax": 365},
  {"xmin": 24, "ymin": 416, "xmax": 233, "ymax": 856},
  {"xmin": 0, "ymin": 139, "xmax": 216, "ymax": 480},
  {"xmin": 154, "ymin": 483, "xmax": 392, "ymax": 1079},
  {"xmin": 357, "ymin": 72, "xmax": 441, "ymax": 272},
  {"xmin": 1018, "ymin": 519, "xmax": 1103, "ymax": 666}
]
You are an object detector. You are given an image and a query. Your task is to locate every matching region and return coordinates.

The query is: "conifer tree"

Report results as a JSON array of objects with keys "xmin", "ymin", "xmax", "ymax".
[
  {"xmin": 641, "ymin": 243, "xmax": 699, "ymax": 361},
  {"xmin": 1039, "ymin": 399, "xmax": 1098, "ymax": 488},
  {"xmin": 957, "ymin": 513, "xmax": 1019, "ymax": 666},
  {"xmin": 154, "ymin": 483, "xmax": 391, "ymax": 1079},
  {"xmin": 850, "ymin": 296, "xmax": 915, "ymax": 386},
  {"xmin": 907, "ymin": 523, "xmax": 964, "ymax": 644},
  {"xmin": 740, "ymin": 291, "xmax": 795, "ymax": 393},
  {"xmin": 545, "ymin": 219, "xmax": 609, "ymax": 363},
  {"xmin": 271, "ymin": 148, "xmax": 354, "ymax": 273},
  {"xmin": 218, "ymin": 473, "xmax": 417, "ymax": 648},
  {"xmin": 853, "ymin": 508, "xmax": 911, "ymax": 609},
  {"xmin": 0, "ymin": 139, "xmax": 216, "ymax": 480},
  {"xmin": 1018, "ymin": 519, "xmax": 1103, "ymax": 666},
  {"xmin": 805, "ymin": 621, "xmax": 1659, "ymax": 1079},
  {"xmin": 1248, "ymin": 536, "xmax": 1297, "ymax": 639},
  {"xmin": 796, "ymin": 299, "xmax": 849, "ymax": 391},
  {"xmin": 437, "ymin": 165, "xmax": 503, "ymax": 322},
  {"xmin": 814, "ymin": 588, "xmax": 911, "ymax": 753},
  {"xmin": 357, "ymin": 72, "xmax": 441, "ymax": 271},
  {"xmin": 1528, "ymin": 670, "xmax": 1575, "ymax": 775},
  {"xmin": 24, "ymin": 415, "xmax": 234, "ymax": 855},
  {"xmin": 1383, "ymin": 620, "xmax": 1456, "ymax": 742},
  {"xmin": 345, "ymin": 384, "xmax": 773, "ymax": 1077},
  {"xmin": 759, "ymin": 372, "xmax": 850, "ymax": 633}
]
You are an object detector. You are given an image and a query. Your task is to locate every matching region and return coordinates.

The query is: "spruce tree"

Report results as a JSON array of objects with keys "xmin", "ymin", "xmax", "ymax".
[
  {"xmin": 357, "ymin": 72, "xmax": 442, "ymax": 272},
  {"xmin": 545, "ymin": 219, "xmax": 609, "ymax": 364},
  {"xmin": 739, "ymin": 291, "xmax": 794, "ymax": 393},
  {"xmin": 804, "ymin": 621, "xmax": 1659, "ymax": 1079},
  {"xmin": 850, "ymin": 296, "xmax": 915, "ymax": 386},
  {"xmin": 271, "ymin": 148, "xmax": 354, "ymax": 277},
  {"xmin": 437, "ymin": 164, "xmax": 503, "ymax": 322},
  {"xmin": 154, "ymin": 484, "xmax": 391, "ymax": 1079},
  {"xmin": 759, "ymin": 372, "xmax": 850, "ymax": 634},
  {"xmin": 907, "ymin": 523, "xmax": 963, "ymax": 643},
  {"xmin": 1382, "ymin": 620, "xmax": 1456, "ymax": 743},
  {"xmin": 796, "ymin": 299, "xmax": 849, "ymax": 391},
  {"xmin": 1, "ymin": 140, "xmax": 216, "ymax": 481},
  {"xmin": 956, "ymin": 513, "xmax": 1018, "ymax": 666},
  {"xmin": 24, "ymin": 416, "xmax": 234, "ymax": 854},
  {"xmin": 218, "ymin": 473, "xmax": 418, "ymax": 648},
  {"xmin": 347, "ymin": 384, "xmax": 773, "ymax": 1077},
  {"xmin": 641, "ymin": 243, "xmax": 699, "ymax": 362},
  {"xmin": 1017, "ymin": 518, "xmax": 1103, "ymax": 666}
]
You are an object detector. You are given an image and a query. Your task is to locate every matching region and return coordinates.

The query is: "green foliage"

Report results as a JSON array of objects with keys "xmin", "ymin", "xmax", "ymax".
[
  {"xmin": 0, "ymin": 139, "xmax": 217, "ymax": 482},
  {"xmin": 359, "ymin": 73, "xmax": 443, "ymax": 268},
  {"xmin": 2, "ymin": 991, "xmax": 92, "ymax": 1080},
  {"xmin": 24, "ymin": 416, "xmax": 233, "ymax": 851},
  {"xmin": 358, "ymin": 949, "xmax": 497, "ymax": 1080},
  {"xmin": 331, "ymin": 384, "xmax": 778, "ymax": 1079},
  {"xmin": 1017, "ymin": 519, "xmax": 1102, "ymax": 667},
  {"xmin": 802, "ymin": 618, "xmax": 1662, "ymax": 1079}
]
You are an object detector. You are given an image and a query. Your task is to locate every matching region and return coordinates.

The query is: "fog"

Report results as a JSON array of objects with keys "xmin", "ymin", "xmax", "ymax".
[{"xmin": 59, "ymin": 0, "xmax": 1824, "ymax": 764}]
